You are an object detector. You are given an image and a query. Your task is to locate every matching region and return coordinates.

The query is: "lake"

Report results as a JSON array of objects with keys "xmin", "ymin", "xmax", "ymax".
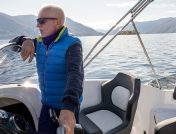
[{"xmin": 0, "ymin": 33, "xmax": 176, "ymax": 89}]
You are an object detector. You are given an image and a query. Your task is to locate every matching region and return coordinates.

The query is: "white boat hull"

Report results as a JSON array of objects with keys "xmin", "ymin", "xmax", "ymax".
[{"xmin": 0, "ymin": 79, "xmax": 176, "ymax": 134}]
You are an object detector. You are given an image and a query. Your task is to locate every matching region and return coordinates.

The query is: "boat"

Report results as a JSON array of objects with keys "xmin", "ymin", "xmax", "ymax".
[{"xmin": 0, "ymin": 0, "xmax": 176, "ymax": 134}]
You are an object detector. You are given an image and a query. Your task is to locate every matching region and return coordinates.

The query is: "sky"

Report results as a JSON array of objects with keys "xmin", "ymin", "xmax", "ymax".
[{"xmin": 0, "ymin": 0, "xmax": 176, "ymax": 29}]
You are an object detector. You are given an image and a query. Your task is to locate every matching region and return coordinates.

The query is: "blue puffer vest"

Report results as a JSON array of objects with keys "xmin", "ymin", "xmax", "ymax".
[{"xmin": 35, "ymin": 27, "xmax": 81, "ymax": 109}]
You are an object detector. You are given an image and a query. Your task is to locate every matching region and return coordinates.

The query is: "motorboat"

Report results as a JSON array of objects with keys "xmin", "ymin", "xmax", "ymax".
[{"xmin": 0, "ymin": 0, "xmax": 176, "ymax": 134}]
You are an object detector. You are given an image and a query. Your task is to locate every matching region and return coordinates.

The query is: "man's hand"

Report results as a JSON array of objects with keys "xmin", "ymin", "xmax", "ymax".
[
  {"xmin": 58, "ymin": 110, "xmax": 76, "ymax": 134},
  {"xmin": 21, "ymin": 39, "xmax": 35, "ymax": 63}
]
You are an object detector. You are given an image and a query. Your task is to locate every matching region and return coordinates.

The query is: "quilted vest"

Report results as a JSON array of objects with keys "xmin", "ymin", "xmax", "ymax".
[{"xmin": 35, "ymin": 27, "xmax": 81, "ymax": 109}]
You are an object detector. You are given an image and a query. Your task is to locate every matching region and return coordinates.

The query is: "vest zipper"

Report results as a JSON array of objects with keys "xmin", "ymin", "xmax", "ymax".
[{"xmin": 44, "ymin": 43, "xmax": 53, "ymax": 103}]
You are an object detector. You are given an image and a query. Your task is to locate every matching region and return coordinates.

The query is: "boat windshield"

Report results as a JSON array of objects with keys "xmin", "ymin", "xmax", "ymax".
[{"xmin": 0, "ymin": 43, "xmax": 37, "ymax": 85}]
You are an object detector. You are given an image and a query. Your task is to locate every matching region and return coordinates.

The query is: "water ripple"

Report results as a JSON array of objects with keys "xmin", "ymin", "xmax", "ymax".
[{"xmin": 0, "ymin": 33, "xmax": 176, "ymax": 89}]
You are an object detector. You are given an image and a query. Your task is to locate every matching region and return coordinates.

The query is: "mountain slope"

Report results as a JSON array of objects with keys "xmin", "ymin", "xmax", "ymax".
[
  {"xmin": 0, "ymin": 13, "xmax": 102, "ymax": 39},
  {"xmin": 99, "ymin": 17, "xmax": 176, "ymax": 34},
  {"xmin": 0, "ymin": 12, "xmax": 37, "ymax": 39},
  {"xmin": 1, "ymin": 12, "xmax": 176, "ymax": 40},
  {"xmin": 65, "ymin": 18, "xmax": 102, "ymax": 36},
  {"xmin": 135, "ymin": 17, "xmax": 176, "ymax": 33}
]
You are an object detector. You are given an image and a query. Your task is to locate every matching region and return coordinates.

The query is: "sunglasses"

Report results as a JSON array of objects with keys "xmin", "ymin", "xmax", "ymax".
[{"xmin": 37, "ymin": 17, "xmax": 57, "ymax": 24}]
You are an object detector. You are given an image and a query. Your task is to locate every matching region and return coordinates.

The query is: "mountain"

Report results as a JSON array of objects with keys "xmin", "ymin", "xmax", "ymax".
[
  {"xmin": 98, "ymin": 17, "xmax": 176, "ymax": 34},
  {"xmin": 0, "ymin": 13, "xmax": 38, "ymax": 39},
  {"xmin": 125, "ymin": 17, "xmax": 176, "ymax": 34},
  {"xmin": 65, "ymin": 18, "xmax": 102, "ymax": 36},
  {"xmin": 0, "ymin": 12, "xmax": 102, "ymax": 39},
  {"xmin": 1, "ymin": 12, "xmax": 176, "ymax": 39}
]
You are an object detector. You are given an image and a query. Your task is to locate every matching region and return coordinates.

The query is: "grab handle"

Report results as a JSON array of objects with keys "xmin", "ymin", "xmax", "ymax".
[{"xmin": 49, "ymin": 109, "xmax": 84, "ymax": 134}]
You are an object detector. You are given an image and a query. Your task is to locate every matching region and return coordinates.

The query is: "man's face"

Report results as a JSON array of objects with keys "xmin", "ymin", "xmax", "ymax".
[{"xmin": 37, "ymin": 9, "xmax": 59, "ymax": 37}]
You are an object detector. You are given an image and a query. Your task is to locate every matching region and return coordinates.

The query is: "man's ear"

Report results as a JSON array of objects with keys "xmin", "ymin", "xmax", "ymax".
[
  {"xmin": 56, "ymin": 18, "xmax": 64, "ymax": 28},
  {"xmin": 55, "ymin": 19, "xmax": 60, "ymax": 26}
]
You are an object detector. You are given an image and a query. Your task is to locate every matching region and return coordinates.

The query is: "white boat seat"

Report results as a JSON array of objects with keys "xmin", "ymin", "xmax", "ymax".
[
  {"xmin": 79, "ymin": 72, "xmax": 141, "ymax": 134},
  {"xmin": 154, "ymin": 108, "xmax": 176, "ymax": 124},
  {"xmin": 154, "ymin": 108, "xmax": 176, "ymax": 134}
]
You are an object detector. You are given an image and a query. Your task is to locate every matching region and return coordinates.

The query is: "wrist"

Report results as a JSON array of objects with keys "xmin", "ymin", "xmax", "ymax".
[{"xmin": 62, "ymin": 103, "xmax": 76, "ymax": 113}]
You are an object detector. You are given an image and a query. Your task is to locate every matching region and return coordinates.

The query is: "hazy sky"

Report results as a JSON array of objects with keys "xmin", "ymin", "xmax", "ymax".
[{"xmin": 0, "ymin": 0, "xmax": 176, "ymax": 29}]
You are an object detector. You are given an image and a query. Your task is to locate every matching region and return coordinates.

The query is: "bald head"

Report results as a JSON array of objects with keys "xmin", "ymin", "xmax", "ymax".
[{"xmin": 38, "ymin": 4, "xmax": 65, "ymax": 27}]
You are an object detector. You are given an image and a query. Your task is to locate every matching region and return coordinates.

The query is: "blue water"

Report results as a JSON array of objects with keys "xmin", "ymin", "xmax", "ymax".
[{"xmin": 0, "ymin": 33, "xmax": 176, "ymax": 88}]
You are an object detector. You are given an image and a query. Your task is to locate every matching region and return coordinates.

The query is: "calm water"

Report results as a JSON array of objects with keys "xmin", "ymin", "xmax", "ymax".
[{"xmin": 0, "ymin": 33, "xmax": 176, "ymax": 88}]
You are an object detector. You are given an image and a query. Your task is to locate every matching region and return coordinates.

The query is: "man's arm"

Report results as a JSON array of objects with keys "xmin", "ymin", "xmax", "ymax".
[
  {"xmin": 62, "ymin": 43, "xmax": 84, "ymax": 112},
  {"xmin": 59, "ymin": 43, "xmax": 84, "ymax": 134},
  {"xmin": 10, "ymin": 36, "xmax": 36, "ymax": 63}
]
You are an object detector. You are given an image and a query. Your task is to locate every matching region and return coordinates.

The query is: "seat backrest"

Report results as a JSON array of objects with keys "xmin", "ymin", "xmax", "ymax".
[{"xmin": 101, "ymin": 72, "xmax": 141, "ymax": 124}]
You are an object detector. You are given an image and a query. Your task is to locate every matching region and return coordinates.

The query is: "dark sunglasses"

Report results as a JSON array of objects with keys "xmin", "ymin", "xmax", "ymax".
[{"xmin": 37, "ymin": 17, "xmax": 57, "ymax": 24}]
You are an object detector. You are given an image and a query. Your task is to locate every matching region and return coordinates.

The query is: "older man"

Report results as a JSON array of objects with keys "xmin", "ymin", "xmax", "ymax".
[{"xmin": 12, "ymin": 4, "xmax": 84, "ymax": 134}]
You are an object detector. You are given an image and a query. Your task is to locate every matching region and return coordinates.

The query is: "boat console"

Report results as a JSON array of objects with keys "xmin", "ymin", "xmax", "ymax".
[
  {"xmin": 0, "ymin": 109, "xmax": 84, "ymax": 134},
  {"xmin": 0, "ymin": 109, "xmax": 28, "ymax": 134}
]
